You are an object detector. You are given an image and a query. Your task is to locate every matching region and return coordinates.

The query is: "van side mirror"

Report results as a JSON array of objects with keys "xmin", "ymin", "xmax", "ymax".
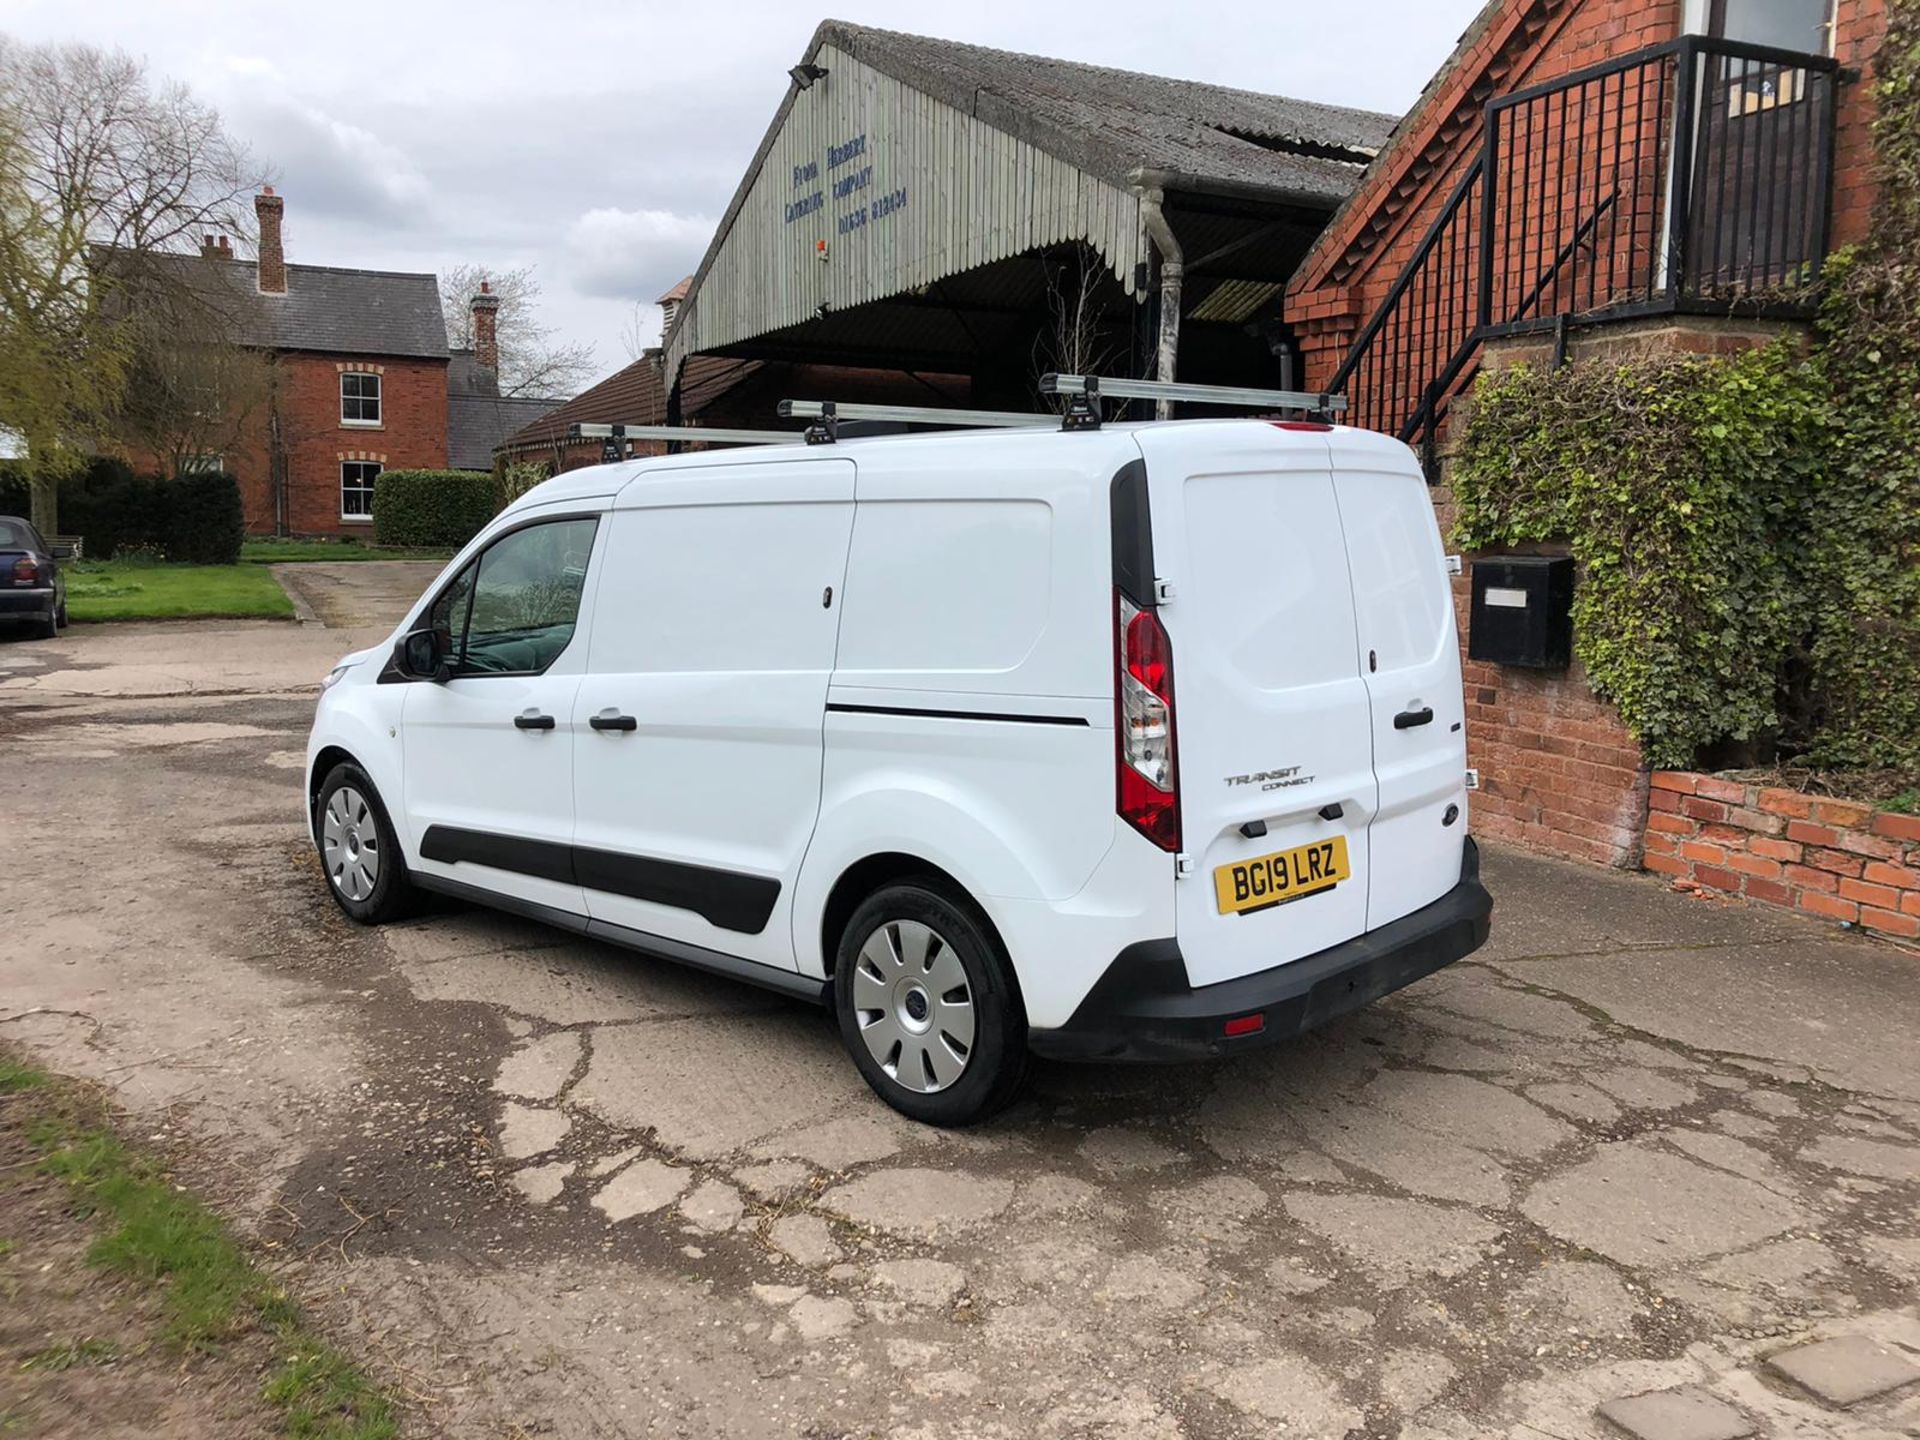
[{"xmin": 398, "ymin": 627, "xmax": 450, "ymax": 682}]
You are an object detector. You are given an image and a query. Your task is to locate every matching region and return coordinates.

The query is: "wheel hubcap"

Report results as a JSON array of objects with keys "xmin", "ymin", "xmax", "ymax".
[
  {"xmin": 321, "ymin": 785, "xmax": 381, "ymax": 903},
  {"xmin": 851, "ymin": 919, "xmax": 975, "ymax": 1093}
]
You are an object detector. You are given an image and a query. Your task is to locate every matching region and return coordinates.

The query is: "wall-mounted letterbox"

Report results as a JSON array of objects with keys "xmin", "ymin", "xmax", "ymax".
[{"xmin": 1468, "ymin": 555, "xmax": 1574, "ymax": 669}]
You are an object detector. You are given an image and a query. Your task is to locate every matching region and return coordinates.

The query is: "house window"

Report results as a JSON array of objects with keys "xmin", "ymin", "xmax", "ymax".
[
  {"xmin": 341, "ymin": 460, "xmax": 381, "ymax": 521},
  {"xmin": 341, "ymin": 372, "xmax": 382, "ymax": 426},
  {"xmin": 180, "ymin": 454, "xmax": 225, "ymax": 475}
]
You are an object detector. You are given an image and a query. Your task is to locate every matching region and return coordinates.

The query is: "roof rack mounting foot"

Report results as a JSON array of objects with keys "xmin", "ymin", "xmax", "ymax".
[
  {"xmin": 804, "ymin": 400, "xmax": 838, "ymax": 445},
  {"xmin": 1058, "ymin": 374, "xmax": 1102, "ymax": 432}
]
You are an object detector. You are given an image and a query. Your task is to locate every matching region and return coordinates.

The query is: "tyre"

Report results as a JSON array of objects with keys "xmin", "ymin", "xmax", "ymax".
[
  {"xmin": 313, "ymin": 763, "xmax": 417, "ymax": 924},
  {"xmin": 30, "ymin": 608, "xmax": 56, "ymax": 639},
  {"xmin": 54, "ymin": 601, "xmax": 67, "ymax": 629},
  {"xmin": 833, "ymin": 880, "xmax": 1029, "ymax": 1126}
]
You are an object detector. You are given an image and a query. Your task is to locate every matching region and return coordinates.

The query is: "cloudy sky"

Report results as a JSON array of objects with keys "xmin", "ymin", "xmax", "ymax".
[{"xmin": 0, "ymin": 0, "xmax": 1482, "ymax": 388}]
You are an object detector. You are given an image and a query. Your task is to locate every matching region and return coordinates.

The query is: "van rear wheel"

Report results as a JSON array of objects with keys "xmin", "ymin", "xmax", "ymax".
[{"xmin": 833, "ymin": 882, "xmax": 1027, "ymax": 1126}]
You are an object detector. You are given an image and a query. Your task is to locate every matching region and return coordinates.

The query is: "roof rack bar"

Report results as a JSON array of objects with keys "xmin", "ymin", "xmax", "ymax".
[
  {"xmin": 777, "ymin": 399, "xmax": 1053, "ymax": 430},
  {"xmin": 1040, "ymin": 373, "xmax": 1348, "ymax": 415},
  {"xmin": 567, "ymin": 423, "xmax": 800, "ymax": 446}
]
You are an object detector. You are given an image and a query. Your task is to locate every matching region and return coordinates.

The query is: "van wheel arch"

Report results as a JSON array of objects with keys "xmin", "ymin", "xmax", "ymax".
[
  {"xmin": 819, "ymin": 854, "xmax": 1023, "ymax": 1014},
  {"xmin": 308, "ymin": 745, "xmax": 361, "ymax": 836}
]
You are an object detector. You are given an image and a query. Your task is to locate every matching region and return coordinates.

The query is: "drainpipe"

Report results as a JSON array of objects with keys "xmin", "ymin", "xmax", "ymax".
[{"xmin": 1138, "ymin": 187, "xmax": 1183, "ymax": 420}]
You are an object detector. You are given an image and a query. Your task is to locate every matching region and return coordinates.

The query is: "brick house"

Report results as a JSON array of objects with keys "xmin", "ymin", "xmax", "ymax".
[
  {"xmin": 125, "ymin": 189, "xmax": 560, "ymax": 534},
  {"xmin": 1281, "ymin": 0, "xmax": 1890, "ymax": 867}
]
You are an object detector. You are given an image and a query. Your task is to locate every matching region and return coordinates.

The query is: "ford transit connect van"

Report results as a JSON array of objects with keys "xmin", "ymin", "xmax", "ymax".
[{"xmin": 306, "ymin": 418, "xmax": 1491, "ymax": 1124}]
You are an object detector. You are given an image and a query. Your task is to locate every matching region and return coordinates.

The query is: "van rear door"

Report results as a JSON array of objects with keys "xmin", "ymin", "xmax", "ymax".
[
  {"xmin": 1327, "ymin": 430, "xmax": 1468, "ymax": 929},
  {"xmin": 1131, "ymin": 424, "xmax": 1378, "ymax": 989}
]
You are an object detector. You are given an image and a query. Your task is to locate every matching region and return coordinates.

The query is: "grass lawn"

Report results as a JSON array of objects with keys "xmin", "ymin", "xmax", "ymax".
[
  {"xmin": 242, "ymin": 537, "xmax": 456, "ymax": 564},
  {"xmin": 1, "ymin": 1049, "xmax": 399, "ymax": 1437},
  {"xmin": 67, "ymin": 559, "xmax": 295, "ymax": 622}
]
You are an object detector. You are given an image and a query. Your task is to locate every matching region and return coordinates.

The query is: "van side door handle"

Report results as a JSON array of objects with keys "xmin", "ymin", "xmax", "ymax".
[
  {"xmin": 589, "ymin": 712, "xmax": 638, "ymax": 733},
  {"xmin": 1394, "ymin": 705, "xmax": 1435, "ymax": 730},
  {"xmin": 513, "ymin": 711, "xmax": 556, "ymax": 731}
]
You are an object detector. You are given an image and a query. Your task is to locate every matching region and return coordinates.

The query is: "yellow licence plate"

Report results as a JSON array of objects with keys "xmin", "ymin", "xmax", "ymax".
[{"xmin": 1214, "ymin": 836, "xmax": 1351, "ymax": 916}]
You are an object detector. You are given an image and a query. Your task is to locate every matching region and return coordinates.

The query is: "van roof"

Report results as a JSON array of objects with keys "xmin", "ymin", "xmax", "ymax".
[{"xmin": 501, "ymin": 419, "xmax": 1414, "ymax": 514}]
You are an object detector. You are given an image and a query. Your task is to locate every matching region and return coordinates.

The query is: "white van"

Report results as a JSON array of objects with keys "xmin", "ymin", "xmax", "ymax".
[{"xmin": 306, "ymin": 418, "xmax": 1491, "ymax": 1124}]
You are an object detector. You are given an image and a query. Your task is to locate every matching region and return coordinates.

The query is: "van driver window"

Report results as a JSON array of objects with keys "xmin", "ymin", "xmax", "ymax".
[{"xmin": 453, "ymin": 518, "xmax": 597, "ymax": 676}]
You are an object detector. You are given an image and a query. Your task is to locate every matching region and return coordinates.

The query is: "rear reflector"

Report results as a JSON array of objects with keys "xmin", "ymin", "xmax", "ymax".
[
  {"xmin": 1224, "ymin": 1013, "xmax": 1266, "ymax": 1038},
  {"xmin": 1270, "ymin": 421, "xmax": 1332, "ymax": 433}
]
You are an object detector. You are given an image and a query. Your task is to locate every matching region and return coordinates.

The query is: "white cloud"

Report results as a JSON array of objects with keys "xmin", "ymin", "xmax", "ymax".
[{"xmin": 563, "ymin": 207, "xmax": 714, "ymax": 301}]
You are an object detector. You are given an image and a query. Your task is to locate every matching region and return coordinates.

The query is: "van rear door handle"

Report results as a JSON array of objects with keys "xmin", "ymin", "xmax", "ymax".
[
  {"xmin": 1394, "ymin": 706, "xmax": 1435, "ymax": 730},
  {"xmin": 513, "ymin": 712, "xmax": 556, "ymax": 731},
  {"xmin": 589, "ymin": 712, "xmax": 638, "ymax": 733}
]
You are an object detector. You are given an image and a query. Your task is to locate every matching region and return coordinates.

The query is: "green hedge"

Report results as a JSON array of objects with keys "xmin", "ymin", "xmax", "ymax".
[
  {"xmin": 371, "ymin": 470, "xmax": 498, "ymax": 549},
  {"xmin": 0, "ymin": 459, "xmax": 243, "ymax": 564}
]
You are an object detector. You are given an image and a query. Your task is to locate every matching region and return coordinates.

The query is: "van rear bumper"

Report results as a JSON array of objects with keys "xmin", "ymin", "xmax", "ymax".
[{"xmin": 1029, "ymin": 839, "xmax": 1492, "ymax": 1063}]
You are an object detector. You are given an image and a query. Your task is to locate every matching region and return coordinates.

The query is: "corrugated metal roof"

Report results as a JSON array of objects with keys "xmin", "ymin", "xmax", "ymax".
[
  {"xmin": 133, "ymin": 251, "xmax": 450, "ymax": 359},
  {"xmin": 820, "ymin": 21, "xmax": 1394, "ymax": 196}
]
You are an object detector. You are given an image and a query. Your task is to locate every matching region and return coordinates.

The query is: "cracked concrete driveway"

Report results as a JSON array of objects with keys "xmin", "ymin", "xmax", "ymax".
[{"xmin": 2, "ymin": 573, "xmax": 1917, "ymax": 1438}]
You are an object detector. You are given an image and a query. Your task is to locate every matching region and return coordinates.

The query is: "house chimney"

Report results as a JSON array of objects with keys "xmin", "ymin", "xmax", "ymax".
[
  {"xmin": 471, "ymin": 280, "xmax": 500, "ymax": 374},
  {"xmin": 255, "ymin": 186, "xmax": 286, "ymax": 294},
  {"xmin": 201, "ymin": 234, "xmax": 219, "ymax": 258}
]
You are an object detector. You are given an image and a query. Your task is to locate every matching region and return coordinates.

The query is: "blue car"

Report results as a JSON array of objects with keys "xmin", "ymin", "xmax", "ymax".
[{"xmin": 0, "ymin": 515, "xmax": 70, "ymax": 640}]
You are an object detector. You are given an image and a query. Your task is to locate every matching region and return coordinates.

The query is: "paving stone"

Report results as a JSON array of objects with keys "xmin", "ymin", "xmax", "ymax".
[
  {"xmin": 590, "ymin": 1158, "xmax": 689, "ymax": 1222},
  {"xmin": 1512, "ymin": 1259, "xmax": 1640, "ymax": 1335},
  {"xmin": 750, "ymin": 1113, "xmax": 904, "ymax": 1170},
  {"xmin": 1747, "ymin": 1090, "xmax": 1802, "ymax": 1118},
  {"xmin": 1363, "ymin": 1070, "xmax": 1574, "ymax": 1158},
  {"xmin": 768, "ymin": 1212, "xmax": 843, "ymax": 1267},
  {"xmin": 1765, "ymin": 1333, "xmax": 1920, "ymax": 1407},
  {"xmin": 496, "ymin": 1101, "xmax": 571, "ymax": 1160},
  {"xmin": 1205, "ymin": 1353, "xmax": 1362, "ymax": 1432},
  {"xmin": 1077, "ymin": 1127, "xmax": 1187, "ymax": 1174},
  {"xmin": 1527, "ymin": 1081, "xmax": 1623, "ymax": 1124},
  {"xmin": 1660, "ymin": 1128, "xmax": 1792, "ymax": 1191},
  {"xmin": 492, "ymin": 1030, "xmax": 582, "ymax": 1102},
  {"xmin": 1095, "ymin": 1251, "xmax": 1208, "ymax": 1311},
  {"xmin": 677, "ymin": 1178, "xmax": 745, "ymax": 1233},
  {"xmin": 1290, "ymin": 1105, "xmax": 1513, "ymax": 1207},
  {"xmin": 1382, "ymin": 1349, "xmax": 1458, "ymax": 1415},
  {"xmin": 510, "ymin": 1160, "xmax": 574, "ymax": 1205},
  {"xmin": 587, "ymin": 1145, "xmax": 646, "ymax": 1177},
  {"xmin": 872, "ymin": 1258, "xmax": 966, "ymax": 1307},
  {"xmin": 789, "ymin": 1293, "xmax": 857, "ymax": 1342},
  {"xmin": 732, "ymin": 1159, "xmax": 812, "ymax": 1202},
  {"xmin": 1264, "ymin": 1258, "xmax": 1332, "ymax": 1296},
  {"xmin": 1590, "ymin": 1066, "xmax": 1697, "ymax": 1111},
  {"xmin": 1283, "ymin": 1192, "xmax": 1500, "ymax": 1287},
  {"xmin": 572, "ymin": 1012, "xmax": 863, "ymax": 1160},
  {"xmin": 1595, "ymin": 1385, "xmax": 1755, "ymax": 1440},
  {"xmin": 820, "ymin": 1167, "xmax": 1014, "ymax": 1237},
  {"xmin": 1520, "ymin": 1142, "xmax": 1804, "ymax": 1266},
  {"xmin": 750, "ymin": 1282, "xmax": 807, "ymax": 1306},
  {"xmin": 1798, "ymin": 1135, "xmax": 1920, "ymax": 1183}
]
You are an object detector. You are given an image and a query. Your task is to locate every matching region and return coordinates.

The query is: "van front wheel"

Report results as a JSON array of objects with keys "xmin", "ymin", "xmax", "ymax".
[{"xmin": 832, "ymin": 882, "xmax": 1028, "ymax": 1126}]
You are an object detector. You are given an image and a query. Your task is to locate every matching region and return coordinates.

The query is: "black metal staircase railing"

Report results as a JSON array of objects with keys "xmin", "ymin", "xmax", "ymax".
[{"xmin": 1329, "ymin": 34, "xmax": 1840, "ymax": 467}]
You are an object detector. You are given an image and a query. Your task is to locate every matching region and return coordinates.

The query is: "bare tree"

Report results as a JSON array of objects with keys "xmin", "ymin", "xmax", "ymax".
[
  {"xmin": 0, "ymin": 39, "xmax": 265, "ymax": 531},
  {"xmin": 110, "ymin": 270, "xmax": 272, "ymax": 478},
  {"xmin": 1030, "ymin": 244, "xmax": 1127, "ymax": 412},
  {"xmin": 440, "ymin": 262, "xmax": 595, "ymax": 399}
]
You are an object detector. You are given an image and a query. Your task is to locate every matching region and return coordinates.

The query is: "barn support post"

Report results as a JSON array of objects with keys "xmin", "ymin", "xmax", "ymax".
[{"xmin": 1138, "ymin": 187, "xmax": 1184, "ymax": 420}]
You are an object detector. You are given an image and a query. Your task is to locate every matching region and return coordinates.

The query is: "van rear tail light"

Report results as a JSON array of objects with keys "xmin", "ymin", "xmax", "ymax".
[
  {"xmin": 1116, "ymin": 590, "xmax": 1180, "ymax": 851},
  {"xmin": 10, "ymin": 557, "xmax": 40, "ymax": 586}
]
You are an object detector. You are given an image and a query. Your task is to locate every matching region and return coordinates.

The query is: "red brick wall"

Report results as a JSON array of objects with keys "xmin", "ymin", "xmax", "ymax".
[
  {"xmin": 1288, "ymin": 0, "xmax": 1888, "ymax": 395},
  {"xmin": 1645, "ymin": 772, "xmax": 1920, "ymax": 937},
  {"xmin": 217, "ymin": 353, "xmax": 450, "ymax": 536}
]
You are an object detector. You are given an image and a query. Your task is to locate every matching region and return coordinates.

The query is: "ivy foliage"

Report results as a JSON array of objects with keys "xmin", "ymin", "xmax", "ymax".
[
  {"xmin": 1451, "ymin": 346, "xmax": 1820, "ymax": 769},
  {"xmin": 1452, "ymin": 0, "xmax": 1920, "ymax": 773},
  {"xmin": 1800, "ymin": 0, "xmax": 1920, "ymax": 769}
]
